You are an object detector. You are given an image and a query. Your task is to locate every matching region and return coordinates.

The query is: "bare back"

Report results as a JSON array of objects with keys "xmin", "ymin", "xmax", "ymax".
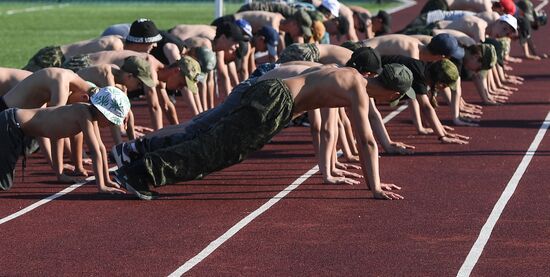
[
  {"xmin": 169, "ymin": 24, "xmax": 216, "ymax": 41},
  {"xmin": 60, "ymin": 35, "xmax": 125, "ymax": 60},
  {"xmin": 258, "ymin": 63, "xmax": 318, "ymax": 81},
  {"xmin": 3, "ymin": 68, "xmax": 89, "ymax": 108},
  {"xmin": 317, "ymin": 44, "xmax": 353, "ymax": 65},
  {"xmin": 0, "ymin": 67, "xmax": 32, "ymax": 96},
  {"xmin": 234, "ymin": 11, "xmax": 283, "ymax": 32},
  {"xmin": 17, "ymin": 103, "xmax": 91, "ymax": 139},
  {"xmin": 362, "ymin": 34, "xmax": 423, "ymax": 59},
  {"xmin": 282, "ymin": 67, "xmax": 367, "ymax": 113},
  {"xmin": 76, "ymin": 64, "xmax": 117, "ymax": 87}
]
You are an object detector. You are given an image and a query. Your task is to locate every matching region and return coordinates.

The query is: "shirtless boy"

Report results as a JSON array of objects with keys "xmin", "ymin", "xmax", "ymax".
[
  {"xmin": 0, "ymin": 67, "xmax": 32, "ymax": 96},
  {"xmin": 113, "ymin": 64, "xmax": 415, "ymax": 201},
  {"xmin": 23, "ymin": 18, "xmax": 162, "ymax": 72},
  {"xmin": 0, "ymin": 86, "xmax": 130, "ymax": 194},
  {"xmin": 1, "ymin": 68, "xmax": 97, "ymax": 182}
]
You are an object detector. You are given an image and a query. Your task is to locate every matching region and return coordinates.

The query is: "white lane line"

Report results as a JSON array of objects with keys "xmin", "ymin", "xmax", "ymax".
[
  {"xmin": 457, "ymin": 111, "xmax": 550, "ymax": 277},
  {"xmin": 383, "ymin": 104, "xmax": 409, "ymax": 124},
  {"xmin": 1, "ymin": 4, "xmax": 69, "ymax": 16},
  {"xmin": 169, "ymin": 104, "xmax": 409, "ymax": 276},
  {"xmin": 0, "ymin": 167, "xmax": 116, "ymax": 226},
  {"xmin": 168, "ymin": 166, "xmax": 319, "ymax": 277}
]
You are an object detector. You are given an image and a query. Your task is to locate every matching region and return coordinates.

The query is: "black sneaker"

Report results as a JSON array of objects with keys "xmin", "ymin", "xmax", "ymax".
[
  {"xmin": 113, "ymin": 168, "xmax": 159, "ymax": 200},
  {"xmin": 111, "ymin": 143, "xmax": 138, "ymax": 168}
]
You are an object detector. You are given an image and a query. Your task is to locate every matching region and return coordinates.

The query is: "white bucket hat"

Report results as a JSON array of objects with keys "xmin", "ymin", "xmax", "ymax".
[
  {"xmin": 498, "ymin": 14, "xmax": 518, "ymax": 32},
  {"xmin": 321, "ymin": 0, "xmax": 340, "ymax": 17},
  {"xmin": 90, "ymin": 86, "xmax": 131, "ymax": 126}
]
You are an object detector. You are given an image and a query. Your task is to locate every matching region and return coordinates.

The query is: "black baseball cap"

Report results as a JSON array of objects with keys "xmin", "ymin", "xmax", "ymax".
[
  {"xmin": 375, "ymin": 10, "xmax": 391, "ymax": 35},
  {"xmin": 126, "ymin": 18, "xmax": 162, "ymax": 44},
  {"xmin": 346, "ymin": 47, "xmax": 383, "ymax": 75},
  {"xmin": 215, "ymin": 21, "xmax": 245, "ymax": 42}
]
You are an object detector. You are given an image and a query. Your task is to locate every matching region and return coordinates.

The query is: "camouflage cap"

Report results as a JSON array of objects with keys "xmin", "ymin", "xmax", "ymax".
[
  {"xmin": 293, "ymin": 9, "xmax": 313, "ymax": 37},
  {"xmin": 483, "ymin": 37, "xmax": 504, "ymax": 66},
  {"xmin": 121, "ymin": 56, "xmax": 156, "ymax": 88},
  {"xmin": 194, "ymin": 46, "xmax": 216, "ymax": 73},
  {"xmin": 376, "ymin": 63, "xmax": 415, "ymax": 106},
  {"xmin": 428, "ymin": 59, "xmax": 459, "ymax": 90},
  {"xmin": 480, "ymin": 43, "xmax": 497, "ymax": 70},
  {"xmin": 176, "ymin": 56, "xmax": 201, "ymax": 94}
]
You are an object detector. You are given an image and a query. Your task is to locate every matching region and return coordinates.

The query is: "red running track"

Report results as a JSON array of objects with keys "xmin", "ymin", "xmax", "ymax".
[{"xmin": 1, "ymin": 1, "xmax": 550, "ymax": 276}]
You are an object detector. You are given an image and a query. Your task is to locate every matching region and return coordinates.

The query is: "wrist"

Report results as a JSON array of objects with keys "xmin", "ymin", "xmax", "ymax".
[{"xmin": 438, "ymin": 135, "xmax": 445, "ymax": 141}]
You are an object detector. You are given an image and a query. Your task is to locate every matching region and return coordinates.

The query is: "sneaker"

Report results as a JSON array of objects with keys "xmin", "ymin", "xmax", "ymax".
[
  {"xmin": 111, "ymin": 143, "xmax": 137, "ymax": 168},
  {"xmin": 113, "ymin": 168, "xmax": 159, "ymax": 200}
]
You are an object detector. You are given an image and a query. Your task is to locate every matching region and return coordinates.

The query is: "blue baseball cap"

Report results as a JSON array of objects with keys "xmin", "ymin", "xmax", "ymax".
[
  {"xmin": 235, "ymin": 19, "xmax": 253, "ymax": 39},
  {"xmin": 427, "ymin": 33, "xmax": 465, "ymax": 59},
  {"xmin": 258, "ymin": 26, "xmax": 279, "ymax": 56}
]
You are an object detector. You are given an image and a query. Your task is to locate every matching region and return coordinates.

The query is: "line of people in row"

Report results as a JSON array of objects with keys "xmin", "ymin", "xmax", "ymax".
[{"xmin": 0, "ymin": 0, "xmax": 546, "ymax": 200}]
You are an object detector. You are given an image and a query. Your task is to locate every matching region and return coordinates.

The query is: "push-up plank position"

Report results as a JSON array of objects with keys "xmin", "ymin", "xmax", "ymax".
[
  {"xmin": 113, "ymin": 64, "xmax": 415, "ymax": 201},
  {"xmin": 0, "ymin": 87, "xmax": 130, "ymax": 193}
]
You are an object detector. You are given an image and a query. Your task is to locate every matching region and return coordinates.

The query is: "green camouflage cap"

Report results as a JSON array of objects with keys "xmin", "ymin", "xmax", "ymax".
[
  {"xmin": 480, "ymin": 43, "xmax": 497, "ymax": 70},
  {"xmin": 176, "ymin": 56, "xmax": 201, "ymax": 94},
  {"xmin": 121, "ymin": 56, "xmax": 156, "ymax": 88},
  {"xmin": 376, "ymin": 63, "xmax": 416, "ymax": 107},
  {"xmin": 428, "ymin": 59, "xmax": 459, "ymax": 90},
  {"xmin": 340, "ymin": 40, "xmax": 363, "ymax": 51},
  {"xmin": 483, "ymin": 38, "xmax": 504, "ymax": 66},
  {"xmin": 90, "ymin": 86, "xmax": 131, "ymax": 126},
  {"xmin": 293, "ymin": 9, "xmax": 313, "ymax": 37},
  {"xmin": 195, "ymin": 46, "xmax": 216, "ymax": 73}
]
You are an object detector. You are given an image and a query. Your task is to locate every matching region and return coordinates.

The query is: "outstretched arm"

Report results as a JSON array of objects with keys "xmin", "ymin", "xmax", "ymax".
[{"xmin": 350, "ymin": 81, "xmax": 403, "ymax": 200}]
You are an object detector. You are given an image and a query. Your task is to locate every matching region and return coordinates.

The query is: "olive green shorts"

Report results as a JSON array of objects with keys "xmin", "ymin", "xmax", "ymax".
[
  {"xmin": 278, "ymin": 43, "xmax": 320, "ymax": 63},
  {"xmin": 62, "ymin": 54, "xmax": 92, "ymax": 72},
  {"xmin": 22, "ymin": 46, "xmax": 65, "ymax": 72},
  {"xmin": 122, "ymin": 78, "xmax": 294, "ymax": 187}
]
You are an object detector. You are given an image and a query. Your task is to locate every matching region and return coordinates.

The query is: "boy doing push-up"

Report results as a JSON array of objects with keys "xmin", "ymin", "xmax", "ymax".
[{"xmin": 0, "ymin": 86, "xmax": 130, "ymax": 194}]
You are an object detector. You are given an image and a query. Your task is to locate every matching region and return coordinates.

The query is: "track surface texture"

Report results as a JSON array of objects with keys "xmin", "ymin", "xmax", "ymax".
[{"xmin": 2, "ymin": 1, "xmax": 550, "ymax": 276}]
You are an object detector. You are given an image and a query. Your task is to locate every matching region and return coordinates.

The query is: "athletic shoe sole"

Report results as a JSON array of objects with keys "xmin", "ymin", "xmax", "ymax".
[
  {"xmin": 113, "ymin": 170, "xmax": 157, "ymax": 201},
  {"xmin": 111, "ymin": 144, "xmax": 125, "ymax": 169}
]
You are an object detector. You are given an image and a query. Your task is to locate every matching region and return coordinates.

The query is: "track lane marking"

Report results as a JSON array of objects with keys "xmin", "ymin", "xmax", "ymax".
[
  {"xmin": 0, "ymin": 167, "xmax": 116, "ymax": 226},
  {"xmin": 169, "ymin": 104, "xmax": 409, "ymax": 276},
  {"xmin": 1, "ymin": 4, "xmax": 69, "ymax": 16},
  {"xmin": 457, "ymin": 111, "xmax": 550, "ymax": 277}
]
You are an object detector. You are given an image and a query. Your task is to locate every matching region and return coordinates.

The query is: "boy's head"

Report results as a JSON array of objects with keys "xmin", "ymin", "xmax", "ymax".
[
  {"xmin": 346, "ymin": 46, "xmax": 382, "ymax": 76},
  {"xmin": 253, "ymin": 26, "xmax": 279, "ymax": 56},
  {"xmin": 375, "ymin": 63, "xmax": 415, "ymax": 106},
  {"xmin": 121, "ymin": 56, "xmax": 156, "ymax": 90},
  {"xmin": 125, "ymin": 18, "xmax": 162, "ymax": 53},
  {"xmin": 427, "ymin": 33, "xmax": 465, "ymax": 59},
  {"xmin": 165, "ymin": 56, "xmax": 201, "ymax": 93},
  {"xmin": 90, "ymin": 86, "xmax": 131, "ymax": 126},
  {"xmin": 494, "ymin": 14, "xmax": 518, "ymax": 38},
  {"xmin": 426, "ymin": 59, "xmax": 459, "ymax": 90},
  {"xmin": 289, "ymin": 9, "xmax": 313, "ymax": 38},
  {"xmin": 213, "ymin": 22, "xmax": 244, "ymax": 51},
  {"xmin": 372, "ymin": 10, "xmax": 391, "ymax": 36},
  {"xmin": 319, "ymin": 0, "xmax": 340, "ymax": 18}
]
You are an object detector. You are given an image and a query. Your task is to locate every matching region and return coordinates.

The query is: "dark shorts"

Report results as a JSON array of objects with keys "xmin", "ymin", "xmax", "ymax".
[
  {"xmin": 123, "ymin": 78, "xmax": 294, "ymax": 187},
  {"xmin": 62, "ymin": 54, "xmax": 92, "ymax": 72},
  {"xmin": 211, "ymin": 15, "xmax": 236, "ymax": 27},
  {"xmin": 400, "ymin": 23, "xmax": 437, "ymax": 36},
  {"xmin": 0, "ymin": 96, "xmax": 8, "ymax": 113},
  {"xmin": 277, "ymin": 43, "xmax": 320, "ymax": 63},
  {"xmin": 22, "ymin": 46, "xmax": 65, "ymax": 72},
  {"xmin": 238, "ymin": 2, "xmax": 295, "ymax": 18},
  {"xmin": 0, "ymin": 108, "xmax": 24, "ymax": 190},
  {"xmin": 136, "ymin": 63, "xmax": 280, "ymax": 154},
  {"xmin": 419, "ymin": 0, "xmax": 449, "ymax": 14}
]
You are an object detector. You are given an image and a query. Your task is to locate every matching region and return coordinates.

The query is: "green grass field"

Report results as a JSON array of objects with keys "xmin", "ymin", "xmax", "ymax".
[{"xmin": 0, "ymin": 1, "xmax": 400, "ymax": 68}]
